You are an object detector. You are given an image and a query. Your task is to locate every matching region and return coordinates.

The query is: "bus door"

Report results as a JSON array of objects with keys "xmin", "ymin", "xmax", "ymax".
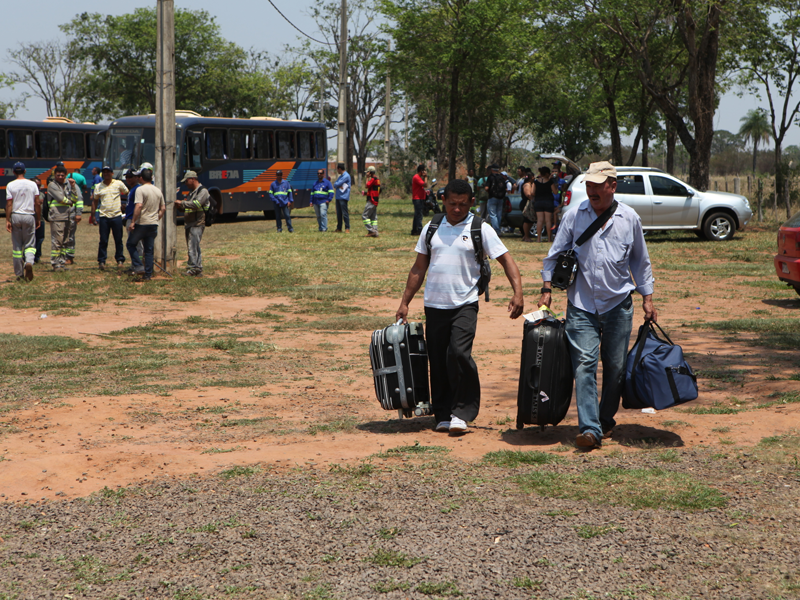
[{"xmin": 184, "ymin": 129, "xmax": 203, "ymax": 173}]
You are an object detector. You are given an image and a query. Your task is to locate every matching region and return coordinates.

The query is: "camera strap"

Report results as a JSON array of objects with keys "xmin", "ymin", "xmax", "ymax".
[{"xmin": 572, "ymin": 200, "xmax": 618, "ymax": 249}]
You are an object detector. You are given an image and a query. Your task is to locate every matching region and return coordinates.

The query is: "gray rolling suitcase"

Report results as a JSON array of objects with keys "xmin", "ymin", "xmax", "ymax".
[{"xmin": 369, "ymin": 320, "xmax": 431, "ymax": 418}]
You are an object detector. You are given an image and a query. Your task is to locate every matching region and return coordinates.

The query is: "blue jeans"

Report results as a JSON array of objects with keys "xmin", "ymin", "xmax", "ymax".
[
  {"xmin": 98, "ymin": 216, "xmax": 124, "ymax": 265},
  {"xmin": 313, "ymin": 202, "xmax": 329, "ymax": 232},
  {"xmin": 126, "ymin": 224, "xmax": 158, "ymax": 278},
  {"xmin": 412, "ymin": 199, "xmax": 424, "ymax": 234},
  {"xmin": 486, "ymin": 197, "xmax": 504, "ymax": 233},
  {"xmin": 335, "ymin": 198, "xmax": 350, "ymax": 230},
  {"xmin": 275, "ymin": 204, "xmax": 293, "ymax": 232},
  {"xmin": 565, "ymin": 294, "xmax": 634, "ymax": 441}
]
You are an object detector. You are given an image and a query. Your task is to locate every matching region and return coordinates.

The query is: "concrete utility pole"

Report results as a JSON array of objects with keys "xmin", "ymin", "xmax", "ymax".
[
  {"xmin": 404, "ymin": 97, "xmax": 408, "ymax": 154},
  {"xmin": 383, "ymin": 40, "xmax": 391, "ymax": 174},
  {"xmin": 336, "ymin": 0, "xmax": 348, "ymax": 167},
  {"xmin": 155, "ymin": 0, "xmax": 176, "ymax": 273}
]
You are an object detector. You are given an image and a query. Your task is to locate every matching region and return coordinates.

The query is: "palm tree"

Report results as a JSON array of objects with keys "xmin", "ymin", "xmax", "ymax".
[{"xmin": 739, "ymin": 109, "xmax": 772, "ymax": 173}]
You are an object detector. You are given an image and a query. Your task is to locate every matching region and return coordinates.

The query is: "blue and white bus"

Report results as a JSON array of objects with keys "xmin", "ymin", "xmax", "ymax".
[
  {"xmin": 103, "ymin": 111, "xmax": 327, "ymax": 219},
  {"xmin": 0, "ymin": 117, "xmax": 106, "ymax": 205}
]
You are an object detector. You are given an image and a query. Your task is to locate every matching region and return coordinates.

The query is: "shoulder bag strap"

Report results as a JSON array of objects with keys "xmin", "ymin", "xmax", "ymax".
[
  {"xmin": 470, "ymin": 215, "xmax": 484, "ymax": 262},
  {"xmin": 425, "ymin": 213, "xmax": 446, "ymax": 254},
  {"xmin": 574, "ymin": 200, "xmax": 618, "ymax": 247}
]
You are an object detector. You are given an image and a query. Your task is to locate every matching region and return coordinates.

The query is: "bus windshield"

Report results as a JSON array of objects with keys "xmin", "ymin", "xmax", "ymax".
[{"xmin": 105, "ymin": 128, "xmax": 142, "ymax": 173}]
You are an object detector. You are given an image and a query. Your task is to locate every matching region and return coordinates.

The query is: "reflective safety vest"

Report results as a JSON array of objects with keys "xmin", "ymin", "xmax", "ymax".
[
  {"xmin": 310, "ymin": 179, "xmax": 334, "ymax": 205},
  {"xmin": 269, "ymin": 180, "xmax": 293, "ymax": 207}
]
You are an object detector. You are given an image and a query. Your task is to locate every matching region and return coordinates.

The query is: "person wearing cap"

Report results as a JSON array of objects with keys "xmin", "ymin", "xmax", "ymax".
[
  {"xmin": 539, "ymin": 161, "xmax": 657, "ymax": 451},
  {"xmin": 46, "ymin": 165, "xmax": 83, "ymax": 271},
  {"xmin": 91, "ymin": 166, "xmax": 128, "ymax": 270},
  {"xmin": 269, "ymin": 170, "xmax": 293, "ymax": 233},
  {"xmin": 5, "ymin": 162, "xmax": 40, "ymax": 281},
  {"xmin": 127, "ymin": 167, "xmax": 165, "ymax": 281},
  {"xmin": 362, "ymin": 165, "xmax": 381, "ymax": 237},
  {"xmin": 310, "ymin": 168, "xmax": 334, "ymax": 232},
  {"xmin": 175, "ymin": 170, "xmax": 210, "ymax": 276},
  {"xmin": 122, "ymin": 169, "xmax": 144, "ymax": 273},
  {"xmin": 333, "ymin": 163, "xmax": 351, "ymax": 233}
]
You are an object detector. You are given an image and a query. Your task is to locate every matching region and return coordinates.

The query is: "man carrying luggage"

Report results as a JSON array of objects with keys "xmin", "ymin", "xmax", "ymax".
[
  {"xmin": 539, "ymin": 161, "xmax": 657, "ymax": 450},
  {"xmin": 396, "ymin": 179, "xmax": 524, "ymax": 435}
]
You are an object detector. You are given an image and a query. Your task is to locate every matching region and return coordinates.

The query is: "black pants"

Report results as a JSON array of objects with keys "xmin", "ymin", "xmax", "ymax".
[
  {"xmin": 411, "ymin": 199, "xmax": 424, "ymax": 234},
  {"xmin": 425, "ymin": 302, "xmax": 480, "ymax": 424}
]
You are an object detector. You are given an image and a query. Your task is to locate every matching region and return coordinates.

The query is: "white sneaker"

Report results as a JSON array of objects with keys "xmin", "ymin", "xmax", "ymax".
[
  {"xmin": 435, "ymin": 421, "xmax": 451, "ymax": 432},
  {"xmin": 449, "ymin": 415, "xmax": 467, "ymax": 434}
]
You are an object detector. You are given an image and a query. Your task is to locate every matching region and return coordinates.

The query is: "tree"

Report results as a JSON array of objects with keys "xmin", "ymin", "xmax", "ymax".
[
  {"xmin": 734, "ymin": 0, "xmax": 800, "ymax": 215},
  {"xmin": 6, "ymin": 40, "xmax": 94, "ymax": 122},
  {"xmin": 738, "ymin": 109, "xmax": 772, "ymax": 173},
  {"xmin": 0, "ymin": 74, "xmax": 23, "ymax": 119}
]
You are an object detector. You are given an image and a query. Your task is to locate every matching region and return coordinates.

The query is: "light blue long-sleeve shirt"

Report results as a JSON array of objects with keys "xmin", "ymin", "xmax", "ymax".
[
  {"xmin": 542, "ymin": 199, "xmax": 655, "ymax": 315},
  {"xmin": 334, "ymin": 171, "xmax": 351, "ymax": 201},
  {"xmin": 269, "ymin": 180, "xmax": 293, "ymax": 207}
]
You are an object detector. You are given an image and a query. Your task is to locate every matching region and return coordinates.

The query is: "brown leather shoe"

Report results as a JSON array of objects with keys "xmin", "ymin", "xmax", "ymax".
[
  {"xmin": 576, "ymin": 432, "xmax": 601, "ymax": 449},
  {"xmin": 603, "ymin": 429, "xmax": 613, "ymax": 439}
]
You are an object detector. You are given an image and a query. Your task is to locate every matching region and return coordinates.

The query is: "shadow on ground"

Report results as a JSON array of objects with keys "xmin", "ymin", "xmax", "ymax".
[{"xmin": 501, "ymin": 423, "xmax": 684, "ymax": 448}]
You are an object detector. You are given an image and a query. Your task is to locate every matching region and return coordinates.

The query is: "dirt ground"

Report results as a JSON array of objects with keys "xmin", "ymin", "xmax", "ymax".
[{"xmin": 1, "ymin": 289, "xmax": 798, "ymax": 504}]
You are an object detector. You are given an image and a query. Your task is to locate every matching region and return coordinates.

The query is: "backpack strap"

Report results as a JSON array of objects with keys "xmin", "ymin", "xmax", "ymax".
[
  {"xmin": 470, "ymin": 214, "xmax": 485, "ymax": 264},
  {"xmin": 424, "ymin": 212, "xmax": 446, "ymax": 254}
]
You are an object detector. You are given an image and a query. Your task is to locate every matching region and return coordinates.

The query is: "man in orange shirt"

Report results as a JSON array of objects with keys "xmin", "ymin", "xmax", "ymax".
[{"xmin": 411, "ymin": 164, "xmax": 427, "ymax": 235}]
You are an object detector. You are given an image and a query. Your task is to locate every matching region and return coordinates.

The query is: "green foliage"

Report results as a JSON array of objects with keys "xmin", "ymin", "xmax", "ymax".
[
  {"xmin": 483, "ymin": 450, "xmax": 564, "ymax": 467},
  {"xmin": 218, "ymin": 465, "xmax": 259, "ymax": 480},
  {"xmin": 416, "ymin": 581, "xmax": 461, "ymax": 596},
  {"xmin": 515, "ymin": 467, "xmax": 727, "ymax": 511},
  {"xmin": 365, "ymin": 548, "xmax": 423, "ymax": 568}
]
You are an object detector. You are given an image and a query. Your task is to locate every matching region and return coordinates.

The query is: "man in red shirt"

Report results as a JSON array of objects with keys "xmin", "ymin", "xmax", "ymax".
[
  {"xmin": 362, "ymin": 166, "xmax": 381, "ymax": 237},
  {"xmin": 411, "ymin": 164, "xmax": 427, "ymax": 235}
]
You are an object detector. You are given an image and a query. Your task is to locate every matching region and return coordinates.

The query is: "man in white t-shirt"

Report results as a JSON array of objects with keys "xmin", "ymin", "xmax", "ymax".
[
  {"xmin": 396, "ymin": 179, "xmax": 524, "ymax": 434},
  {"xmin": 5, "ymin": 162, "xmax": 41, "ymax": 282}
]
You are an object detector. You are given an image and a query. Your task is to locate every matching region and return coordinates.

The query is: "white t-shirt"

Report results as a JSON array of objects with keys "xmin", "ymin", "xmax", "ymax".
[
  {"xmin": 415, "ymin": 213, "xmax": 508, "ymax": 309},
  {"xmin": 6, "ymin": 178, "xmax": 39, "ymax": 215}
]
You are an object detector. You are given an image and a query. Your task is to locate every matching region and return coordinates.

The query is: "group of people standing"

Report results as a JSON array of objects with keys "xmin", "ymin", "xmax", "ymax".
[
  {"xmin": 268, "ymin": 163, "xmax": 382, "ymax": 237},
  {"xmin": 4, "ymin": 161, "xmax": 167, "ymax": 282}
]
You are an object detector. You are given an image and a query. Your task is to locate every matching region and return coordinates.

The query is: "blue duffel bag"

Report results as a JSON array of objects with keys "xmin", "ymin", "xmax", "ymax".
[{"xmin": 622, "ymin": 321, "xmax": 698, "ymax": 410}]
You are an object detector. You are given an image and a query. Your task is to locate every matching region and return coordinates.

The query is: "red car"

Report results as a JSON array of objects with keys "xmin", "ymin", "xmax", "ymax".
[{"xmin": 775, "ymin": 210, "xmax": 800, "ymax": 296}]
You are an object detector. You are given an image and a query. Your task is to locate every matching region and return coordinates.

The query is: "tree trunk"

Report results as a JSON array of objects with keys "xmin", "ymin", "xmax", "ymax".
[
  {"xmin": 447, "ymin": 67, "xmax": 461, "ymax": 181},
  {"xmin": 774, "ymin": 141, "xmax": 785, "ymax": 216},
  {"xmin": 606, "ymin": 91, "xmax": 623, "ymax": 165},
  {"xmin": 642, "ymin": 125, "xmax": 649, "ymax": 168},
  {"xmin": 626, "ymin": 127, "xmax": 642, "ymax": 166},
  {"xmin": 785, "ymin": 176, "xmax": 791, "ymax": 219},
  {"xmin": 666, "ymin": 119, "xmax": 676, "ymax": 174},
  {"xmin": 752, "ymin": 141, "xmax": 758, "ymax": 174}
]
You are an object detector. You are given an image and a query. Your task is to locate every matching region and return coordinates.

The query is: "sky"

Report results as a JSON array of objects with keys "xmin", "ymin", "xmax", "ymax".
[{"xmin": 3, "ymin": 0, "xmax": 798, "ymax": 150}]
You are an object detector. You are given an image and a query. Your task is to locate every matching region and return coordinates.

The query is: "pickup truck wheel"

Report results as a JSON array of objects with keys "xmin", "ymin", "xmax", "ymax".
[
  {"xmin": 794, "ymin": 286, "xmax": 800, "ymax": 297},
  {"xmin": 702, "ymin": 212, "xmax": 735, "ymax": 241}
]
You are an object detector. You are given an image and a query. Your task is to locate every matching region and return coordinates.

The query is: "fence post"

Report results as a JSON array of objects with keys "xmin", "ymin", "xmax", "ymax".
[
  {"xmin": 786, "ymin": 178, "xmax": 792, "ymax": 219},
  {"xmin": 714, "ymin": 180, "xmax": 719, "ymax": 191},
  {"xmin": 747, "ymin": 174, "xmax": 751, "ymax": 195},
  {"xmin": 725, "ymin": 179, "xmax": 729, "ymax": 193},
  {"xmin": 734, "ymin": 177, "xmax": 740, "ymax": 195},
  {"xmin": 757, "ymin": 178, "xmax": 763, "ymax": 223}
]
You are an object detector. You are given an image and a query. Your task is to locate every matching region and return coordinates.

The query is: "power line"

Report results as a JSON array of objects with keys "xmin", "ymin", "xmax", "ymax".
[{"xmin": 265, "ymin": 0, "xmax": 335, "ymax": 46}]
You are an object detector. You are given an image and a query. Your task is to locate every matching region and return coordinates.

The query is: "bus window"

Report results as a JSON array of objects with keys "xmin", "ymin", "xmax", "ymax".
[
  {"xmin": 186, "ymin": 131, "xmax": 203, "ymax": 170},
  {"xmin": 62, "ymin": 132, "xmax": 85, "ymax": 159},
  {"xmin": 106, "ymin": 130, "xmax": 141, "ymax": 170},
  {"xmin": 8, "ymin": 130, "xmax": 34, "ymax": 158},
  {"xmin": 36, "ymin": 131, "xmax": 60, "ymax": 158},
  {"xmin": 277, "ymin": 131, "xmax": 295, "ymax": 159},
  {"xmin": 0, "ymin": 130, "xmax": 5, "ymax": 158},
  {"xmin": 315, "ymin": 131, "xmax": 325, "ymax": 159},
  {"xmin": 206, "ymin": 129, "xmax": 226, "ymax": 160},
  {"xmin": 298, "ymin": 132, "xmax": 313, "ymax": 159},
  {"xmin": 88, "ymin": 132, "xmax": 105, "ymax": 159},
  {"xmin": 253, "ymin": 130, "xmax": 273, "ymax": 159},
  {"xmin": 229, "ymin": 129, "xmax": 249, "ymax": 159}
]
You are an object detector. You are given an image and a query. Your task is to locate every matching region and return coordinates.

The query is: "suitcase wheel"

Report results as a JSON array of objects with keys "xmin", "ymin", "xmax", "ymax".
[
  {"xmin": 516, "ymin": 421, "xmax": 524, "ymax": 430},
  {"xmin": 539, "ymin": 425, "xmax": 546, "ymax": 432}
]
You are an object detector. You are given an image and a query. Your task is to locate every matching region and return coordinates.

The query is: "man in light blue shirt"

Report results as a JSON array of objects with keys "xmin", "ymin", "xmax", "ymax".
[
  {"xmin": 333, "ymin": 162, "xmax": 351, "ymax": 232},
  {"xmin": 540, "ymin": 161, "xmax": 657, "ymax": 450},
  {"xmin": 310, "ymin": 169, "xmax": 334, "ymax": 232}
]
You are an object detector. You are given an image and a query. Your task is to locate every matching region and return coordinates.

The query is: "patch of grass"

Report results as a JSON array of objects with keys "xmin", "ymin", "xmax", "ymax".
[
  {"xmin": 308, "ymin": 417, "xmax": 359, "ymax": 436},
  {"xmin": 512, "ymin": 576, "xmax": 542, "ymax": 589},
  {"xmin": 696, "ymin": 368, "xmax": 745, "ymax": 384},
  {"xmin": 218, "ymin": 465, "xmax": 259, "ymax": 480},
  {"xmin": 0, "ymin": 333, "xmax": 86, "ymax": 355},
  {"xmin": 207, "ymin": 336, "xmax": 276, "ymax": 354},
  {"xmin": 657, "ymin": 450, "xmax": 682, "ymax": 463},
  {"xmin": 371, "ymin": 579, "xmax": 411, "ymax": 593},
  {"xmin": 677, "ymin": 405, "xmax": 741, "ymax": 415},
  {"xmin": 543, "ymin": 509, "xmax": 576, "ymax": 517},
  {"xmin": 712, "ymin": 426, "xmax": 731, "ymax": 433},
  {"xmin": 574, "ymin": 524, "xmax": 625, "ymax": 539},
  {"xmin": 365, "ymin": 548, "xmax": 424, "ymax": 568},
  {"xmin": 70, "ymin": 554, "xmax": 109, "ymax": 585},
  {"xmin": 296, "ymin": 315, "xmax": 393, "ymax": 331},
  {"xmin": 329, "ymin": 463, "xmax": 374, "ymax": 477},
  {"xmin": 694, "ymin": 318, "xmax": 800, "ymax": 349},
  {"xmin": 384, "ymin": 442, "xmax": 450, "ymax": 455},
  {"xmin": 495, "ymin": 415, "xmax": 513, "ymax": 425},
  {"xmin": 483, "ymin": 450, "xmax": 564, "ymax": 467},
  {"xmin": 201, "ymin": 446, "xmax": 246, "ymax": 454},
  {"xmin": 515, "ymin": 467, "xmax": 727, "ymax": 511},
  {"xmin": 416, "ymin": 582, "xmax": 461, "ymax": 596},
  {"xmin": 662, "ymin": 420, "xmax": 692, "ymax": 429},
  {"xmin": 378, "ymin": 527, "xmax": 402, "ymax": 540}
]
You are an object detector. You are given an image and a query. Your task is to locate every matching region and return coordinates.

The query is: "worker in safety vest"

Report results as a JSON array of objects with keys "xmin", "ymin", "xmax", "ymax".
[
  {"xmin": 310, "ymin": 169, "xmax": 334, "ymax": 232},
  {"xmin": 269, "ymin": 170, "xmax": 294, "ymax": 233},
  {"xmin": 362, "ymin": 166, "xmax": 381, "ymax": 238}
]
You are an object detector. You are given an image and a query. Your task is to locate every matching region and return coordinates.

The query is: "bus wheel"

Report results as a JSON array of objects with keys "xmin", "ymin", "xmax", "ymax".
[
  {"xmin": 219, "ymin": 212, "xmax": 238, "ymax": 222},
  {"xmin": 263, "ymin": 210, "xmax": 275, "ymax": 220}
]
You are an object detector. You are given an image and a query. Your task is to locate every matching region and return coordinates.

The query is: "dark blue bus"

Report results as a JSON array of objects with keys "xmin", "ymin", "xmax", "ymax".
[
  {"xmin": 103, "ymin": 111, "xmax": 327, "ymax": 219},
  {"xmin": 0, "ymin": 117, "xmax": 106, "ymax": 205}
]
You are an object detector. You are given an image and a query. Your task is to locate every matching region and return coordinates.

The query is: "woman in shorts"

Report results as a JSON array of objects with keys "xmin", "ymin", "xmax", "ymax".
[{"xmin": 533, "ymin": 166, "xmax": 559, "ymax": 242}]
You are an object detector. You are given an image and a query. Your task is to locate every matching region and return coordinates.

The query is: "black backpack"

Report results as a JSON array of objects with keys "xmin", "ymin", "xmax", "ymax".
[
  {"xmin": 204, "ymin": 191, "xmax": 219, "ymax": 227},
  {"xmin": 488, "ymin": 174, "xmax": 507, "ymax": 199},
  {"xmin": 425, "ymin": 213, "xmax": 492, "ymax": 301}
]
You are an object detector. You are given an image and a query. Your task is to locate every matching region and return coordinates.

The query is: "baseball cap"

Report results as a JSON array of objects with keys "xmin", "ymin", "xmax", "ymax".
[
  {"xmin": 101, "ymin": 165, "xmax": 113, "ymax": 172},
  {"xmin": 583, "ymin": 161, "xmax": 617, "ymax": 184},
  {"xmin": 275, "ymin": 169, "xmax": 283, "ymax": 175},
  {"xmin": 123, "ymin": 168, "xmax": 139, "ymax": 178},
  {"xmin": 181, "ymin": 170, "xmax": 198, "ymax": 182},
  {"xmin": 367, "ymin": 166, "xmax": 376, "ymax": 173},
  {"xmin": 552, "ymin": 160, "xmax": 562, "ymax": 167},
  {"xmin": 139, "ymin": 162, "xmax": 154, "ymax": 171},
  {"xmin": 13, "ymin": 161, "xmax": 25, "ymax": 172}
]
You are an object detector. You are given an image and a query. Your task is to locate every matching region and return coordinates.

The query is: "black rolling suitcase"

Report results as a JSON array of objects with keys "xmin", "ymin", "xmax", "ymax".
[
  {"xmin": 516, "ymin": 313, "xmax": 574, "ymax": 430},
  {"xmin": 369, "ymin": 320, "xmax": 431, "ymax": 418}
]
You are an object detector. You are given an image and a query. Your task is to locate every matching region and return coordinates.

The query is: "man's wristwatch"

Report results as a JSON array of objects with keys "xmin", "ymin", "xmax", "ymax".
[{"xmin": 540, "ymin": 287, "xmax": 552, "ymax": 294}]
